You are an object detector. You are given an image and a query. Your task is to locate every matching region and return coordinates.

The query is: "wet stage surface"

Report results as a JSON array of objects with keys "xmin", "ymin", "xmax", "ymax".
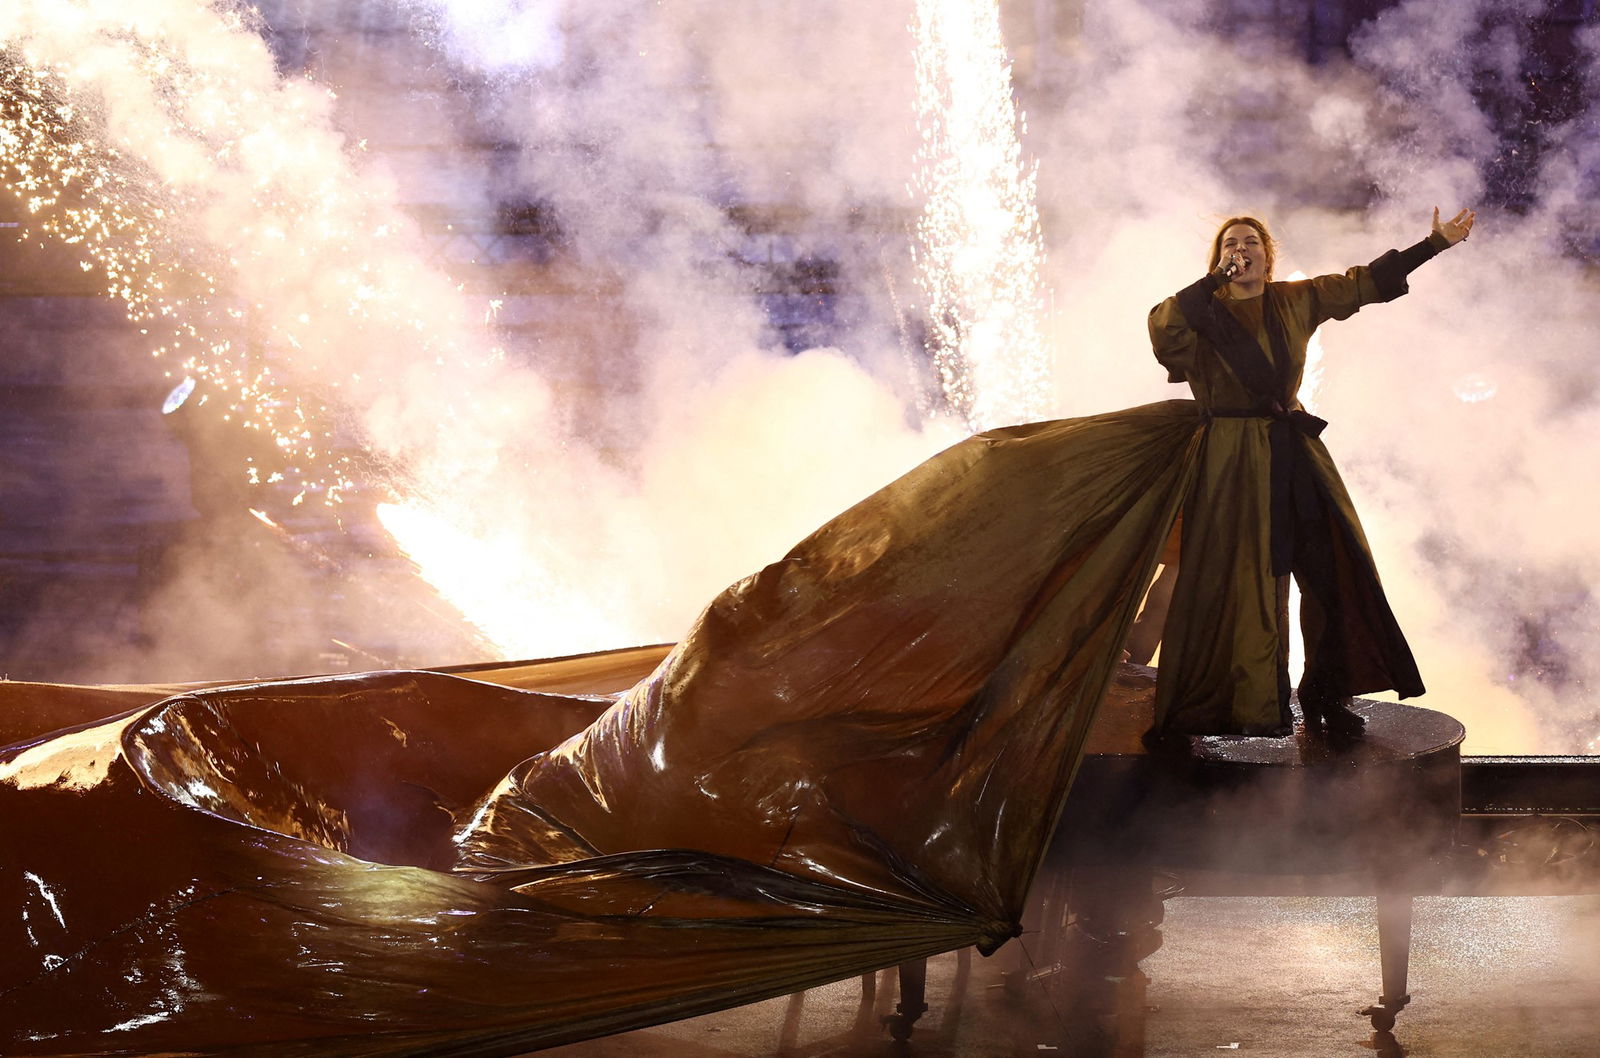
[{"xmin": 536, "ymin": 894, "xmax": 1600, "ymax": 1058}]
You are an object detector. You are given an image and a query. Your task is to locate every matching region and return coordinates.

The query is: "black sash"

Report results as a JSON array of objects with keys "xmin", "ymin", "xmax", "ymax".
[{"xmin": 1207, "ymin": 407, "xmax": 1326, "ymax": 576}]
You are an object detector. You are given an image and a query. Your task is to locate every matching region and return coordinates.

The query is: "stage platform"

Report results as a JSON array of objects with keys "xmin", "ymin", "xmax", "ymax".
[{"xmin": 535, "ymin": 894, "xmax": 1600, "ymax": 1058}]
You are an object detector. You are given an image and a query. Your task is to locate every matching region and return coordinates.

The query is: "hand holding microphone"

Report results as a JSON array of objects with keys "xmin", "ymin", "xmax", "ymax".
[{"xmin": 1217, "ymin": 250, "xmax": 1249, "ymax": 279}]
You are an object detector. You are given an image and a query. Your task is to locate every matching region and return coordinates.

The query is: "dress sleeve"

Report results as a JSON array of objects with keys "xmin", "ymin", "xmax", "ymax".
[
  {"xmin": 1148, "ymin": 273, "xmax": 1223, "ymax": 383},
  {"xmin": 1305, "ymin": 231, "xmax": 1453, "ymax": 326}
]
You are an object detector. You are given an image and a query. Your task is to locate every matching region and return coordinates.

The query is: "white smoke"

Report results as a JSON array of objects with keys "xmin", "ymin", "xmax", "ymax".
[
  {"xmin": 3, "ymin": 0, "xmax": 1595, "ymax": 751},
  {"xmin": 367, "ymin": 0, "xmax": 966, "ymax": 653}
]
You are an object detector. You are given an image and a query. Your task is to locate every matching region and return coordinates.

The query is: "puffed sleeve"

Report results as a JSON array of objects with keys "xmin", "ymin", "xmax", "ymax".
[
  {"xmin": 1148, "ymin": 273, "xmax": 1223, "ymax": 383},
  {"xmin": 1305, "ymin": 231, "xmax": 1453, "ymax": 326},
  {"xmin": 1302, "ymin": 268, "xmax": 1383, "ymax": 325}
]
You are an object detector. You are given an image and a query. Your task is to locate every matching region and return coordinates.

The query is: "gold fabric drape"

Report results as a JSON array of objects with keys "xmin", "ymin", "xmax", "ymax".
[{"xmin": 1, "ymin": 403, "xmax": 1200, "ymax": 1057}]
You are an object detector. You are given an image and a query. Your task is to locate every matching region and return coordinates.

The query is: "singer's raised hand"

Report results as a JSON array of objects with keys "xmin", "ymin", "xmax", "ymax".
[{"xmin": 1432, "ymin": 206, "xmax": 1476, "ymax": 246}]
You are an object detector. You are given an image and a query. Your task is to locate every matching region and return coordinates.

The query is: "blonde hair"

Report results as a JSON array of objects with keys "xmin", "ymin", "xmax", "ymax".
[{"xmin": 1208, "ymin": 215, "xmax": 1277, "ymax": 283}]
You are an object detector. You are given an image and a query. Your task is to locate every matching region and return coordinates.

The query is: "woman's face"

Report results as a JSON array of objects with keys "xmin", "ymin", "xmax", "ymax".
[{"xmin": 1218, "ymin": 223, "xmax": 1268, "ymax": 280}]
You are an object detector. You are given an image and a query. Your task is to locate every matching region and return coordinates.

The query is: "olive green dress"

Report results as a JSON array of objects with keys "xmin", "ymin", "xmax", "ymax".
[{"xmin": 1145, "ymin": 235, "xmax": 1444, "ymax": 736}]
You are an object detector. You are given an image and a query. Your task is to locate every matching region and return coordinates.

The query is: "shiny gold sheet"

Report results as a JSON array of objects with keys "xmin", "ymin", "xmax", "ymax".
[{"xmin": 0, "ymin": 402, "xmax": 1200, "ymax": 1056}]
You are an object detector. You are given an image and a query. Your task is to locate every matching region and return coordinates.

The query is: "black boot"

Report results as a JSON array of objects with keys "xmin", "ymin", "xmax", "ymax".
[{"xmin": 1300, "ymin": 693, "xmax": 1365, "ymax": 739}]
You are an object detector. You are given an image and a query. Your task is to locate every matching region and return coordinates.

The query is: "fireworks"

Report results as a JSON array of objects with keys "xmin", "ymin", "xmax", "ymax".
[
  {"xmin": 0, "ymin": 48, "xmax": 353, "ymax": 506},
  {"xmin": 0, "ymin": 0, "xmax": 1056, "ymax": 661},
  {"xmin": 0, "ymin": 4, "xmax": 557, "ymax": 657},
  {"xmin": 0, "ymin": 7, "xmax": 509, "ymax": 511},
  {"xmin": 375, "ymin": 500, "xmax": 630, "ymax": 659},
  {"xmin": 910, "ymin": 0, "xmax": 1050, "ymax": 432}
]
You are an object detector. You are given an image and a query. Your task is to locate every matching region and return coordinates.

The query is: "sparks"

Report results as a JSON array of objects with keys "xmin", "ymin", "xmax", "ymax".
[
  {"xmin": 909, "ymin": 0, "xmax": 1050, "ymax": 432},
  {"xmin": 0, "ymin": 49, "xmax": 355, "ymax": 504}
]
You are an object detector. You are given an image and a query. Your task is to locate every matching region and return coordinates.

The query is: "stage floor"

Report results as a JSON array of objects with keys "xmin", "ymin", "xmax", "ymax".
[{"xmin": 537, "ymin": 893, "xmax": 1600, "ymax": 1058}]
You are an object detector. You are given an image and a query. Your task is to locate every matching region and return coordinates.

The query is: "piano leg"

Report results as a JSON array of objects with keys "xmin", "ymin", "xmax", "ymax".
[
  {"xmin": 883, "ymin": 958, "xmax": 929, "ymax": 1040},
  {"xmin": 1361, "ymin": 892, "xmax": 1413, "ymax": 1031},
  {"xmin": 1048, "ymin": 864, "xmax": 1162, "ymax": 1053}
]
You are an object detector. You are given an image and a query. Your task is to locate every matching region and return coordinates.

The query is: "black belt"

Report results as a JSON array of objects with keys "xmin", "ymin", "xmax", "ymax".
[{"xmin": 1204, "ymin": 405, "xmax": 1329, "ymax": 576}]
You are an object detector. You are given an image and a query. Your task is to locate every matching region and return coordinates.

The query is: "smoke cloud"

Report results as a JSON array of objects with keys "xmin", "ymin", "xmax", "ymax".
[{"xmin": 3, "ymin": 0, "xmax": 1596, "ymax": 752}]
